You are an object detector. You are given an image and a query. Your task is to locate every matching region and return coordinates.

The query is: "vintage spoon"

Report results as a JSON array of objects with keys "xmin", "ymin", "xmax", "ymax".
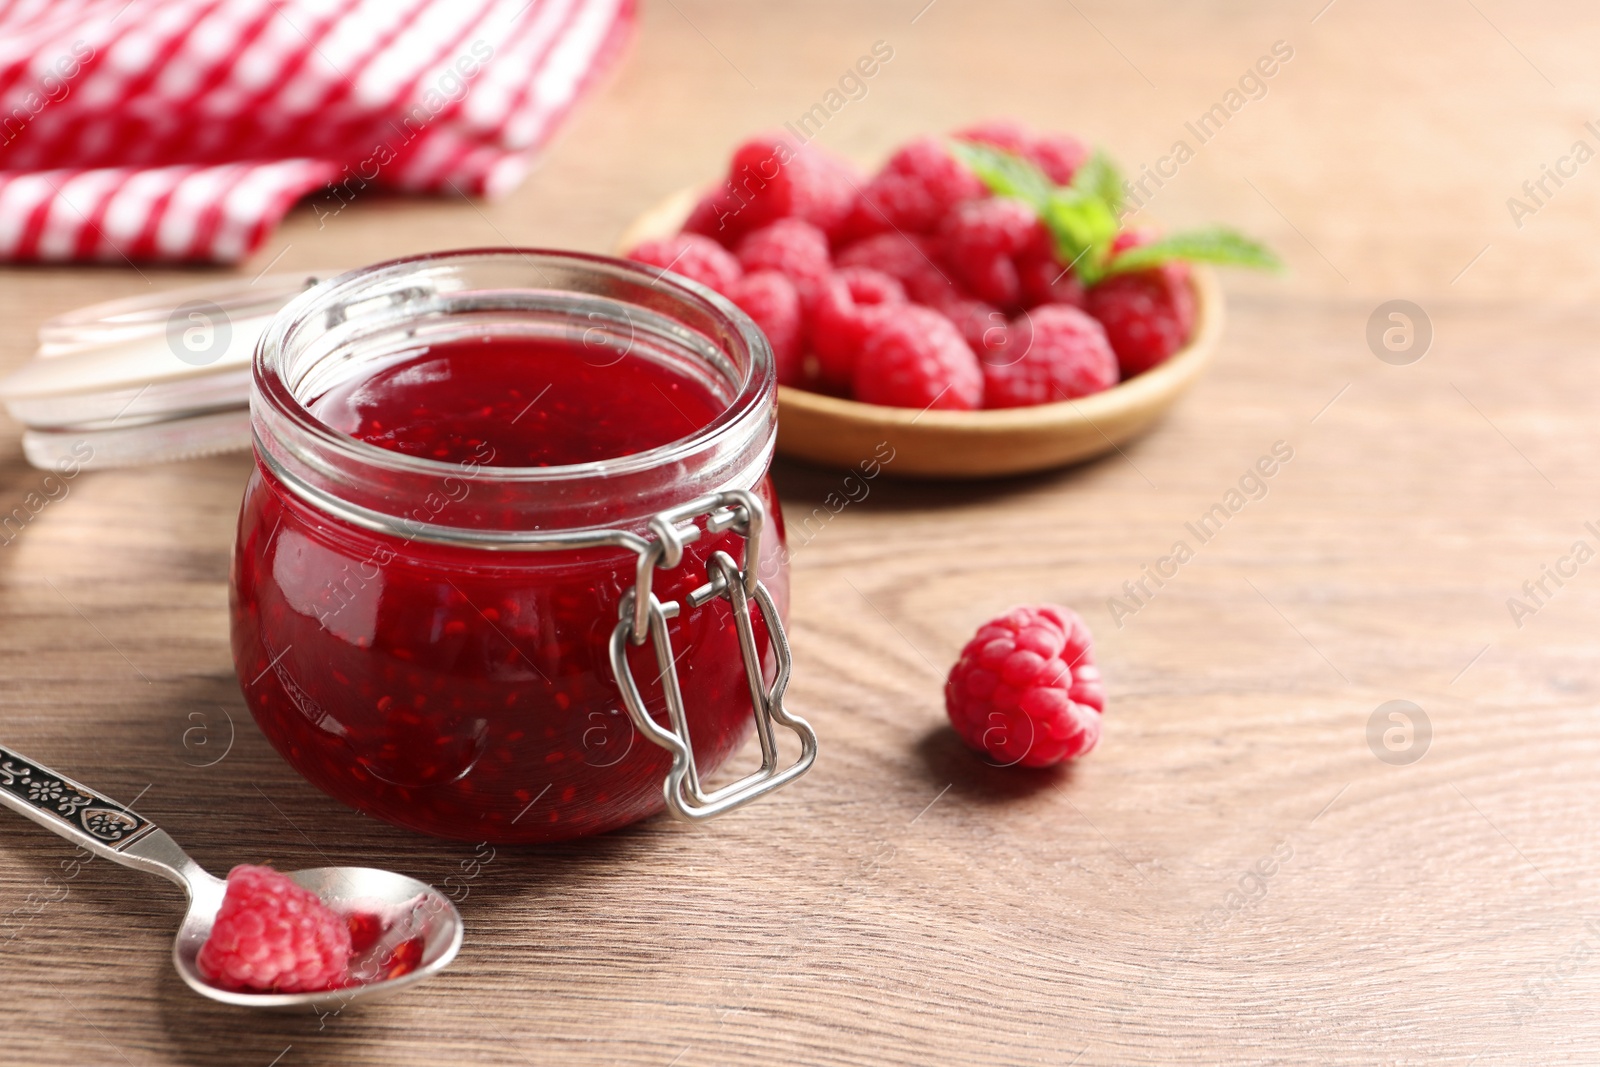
[{"xmin": 0, "ymin": 743, "xmax": 463, "ymax": 1010}]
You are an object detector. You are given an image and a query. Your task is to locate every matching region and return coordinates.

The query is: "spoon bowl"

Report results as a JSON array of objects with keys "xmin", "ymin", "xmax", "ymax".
[
  {"xmin": 0, "ymin": 743, "xmax": 463, "ymax": 1011},
  {"xmin": 172, "ymin": 865, "xmax": 464, "ymax": 1012}
]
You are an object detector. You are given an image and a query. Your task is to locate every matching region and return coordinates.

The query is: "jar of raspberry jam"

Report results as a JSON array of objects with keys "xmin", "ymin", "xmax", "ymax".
[{"xmin": 231, "ymin": 249, "xmax": 816, "ymax": 844}]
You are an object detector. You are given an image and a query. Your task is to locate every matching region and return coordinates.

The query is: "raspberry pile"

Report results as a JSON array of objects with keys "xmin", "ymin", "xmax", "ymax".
[
  {"xmin": 945, "ymin": 604, "xmax": 1106, "ymax": 767},
  {"xmin": 628, "ymin": 121, "xmax": 1225, "ymax": 411},
  {"xmin": 196, "ymin": 864, "xmax": 353, "ymax": 994}
]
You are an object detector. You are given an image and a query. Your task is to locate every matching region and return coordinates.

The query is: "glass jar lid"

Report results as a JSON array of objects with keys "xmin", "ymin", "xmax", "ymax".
[{"xmin": 0, "ymin": 273, "xmax": 332, "ymax": 470}]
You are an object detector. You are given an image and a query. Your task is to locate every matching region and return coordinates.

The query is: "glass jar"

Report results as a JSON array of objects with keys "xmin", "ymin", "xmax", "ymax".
[{"xmin": 230, "ymin": 250, "xmax": 816, "ymax": 844}]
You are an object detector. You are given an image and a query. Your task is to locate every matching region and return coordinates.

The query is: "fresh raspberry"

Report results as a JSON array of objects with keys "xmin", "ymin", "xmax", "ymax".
[
  {"xmin": 852, "ymin": 305, "xmax": 983, "ymax": 410},
  {"xmin": 1085, "ymin": 260, "xmax": 1196, "ymax": 377},
  {"xmin": 809, "ymin": 268, "xmax": 907, "ymax": 391},
  {"xmin": 726, "ymin": 270, "xmax": 804, "ymax": 386},
  {"xmin": 982, "ymin": 305, "xmax": 1118, "ymax": 408},
  {"xmin": 1017, "ymin": 250, "xmax": 1087, "ymax": 308},
  {"xmin": 953, "ymin": 119, "xmax": 1036, "ymax": 158},
  {"xmin": 1028, "ymin": 132, "xmax": 1089, "ymax": 185},
  {"xmin": 836, "ymin": 231, "xmax": 934, "ymax": 281},
  {"xmin": 845, "ymin": 136, "xmax": 987, "ymax": 237},
  {"xmin": 627, "ymin": 233, "xmax": 742, "ymax": 294},
  {"xmin": 835, "ymin": 232, "xmax": 952, "ymax": 305},
  {"xmin": 736, "ymin": 218, "xmax": 832, "ymax": 303},
  {"xmin": 685, "ymin": 135, "xmax": 860, "ymax": 245},
  {"xmin": 1109, "ymin": 229, "xmax": 1151, "ymax": 256},
  {"xmin": 938, "ymin": 197, "xmax": 1047, "ymax": 309},
  {"xmin": 789, "ymin": 143, "xmax": 865, "ymax": 239},
  {"xmin": 922, "ymin": 287, "xmax": 1008, "ymax": 357},
  {"xmin": 196, "ymin": 864, "xmax": 353, "ymax": 993},
  {"xmin": 955, "ymin": 121, "xmax": 1088, "ymax": 185},
  {"xmin": 682, "ymin": 190, "xmax": 729, "ymax": 242},
  {"xmin": 945, "ymin": 604, "xmax": 1105, "ymax": 768}
]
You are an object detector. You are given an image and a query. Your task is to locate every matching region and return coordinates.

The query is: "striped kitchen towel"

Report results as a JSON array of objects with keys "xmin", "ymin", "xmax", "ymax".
[{"xmin": 0, "ymin": 0, "xmax": 634, "ymax": 263}]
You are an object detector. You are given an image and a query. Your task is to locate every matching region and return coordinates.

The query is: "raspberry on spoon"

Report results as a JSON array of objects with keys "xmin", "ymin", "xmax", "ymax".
[{"xmin": 196, "ymin": 864, "xmax": 353, "ymax": 994}]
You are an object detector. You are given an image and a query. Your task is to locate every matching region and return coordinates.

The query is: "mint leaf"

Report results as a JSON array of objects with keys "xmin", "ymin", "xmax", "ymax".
[
  {"xmin": 1040, "ymin": 189, "xmax": 1119, "ymax": 285},
  {"xmin": 1106, "ymin": 227, "xmax": 1283, "ymax": 274},
  {"xmin": 951, "ymin": 140, "xmax": 1120, "ymax": 282},
  {"xmin": 948, "ymin": 138, "xmax": 1281, "ymax": 285},
  {"xmin": 946, "ymin": 140, "xmax": 1053, "ymax": 213},
  {"xmin": 1070, "ymin": 150, "xmax": 1124, "ymax": 218}
]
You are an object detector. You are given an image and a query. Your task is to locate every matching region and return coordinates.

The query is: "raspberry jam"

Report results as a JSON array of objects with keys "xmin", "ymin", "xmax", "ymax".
[
  {"xmin": 344, "ymin": 906, "xmax": 427, "ymax": 986},
  {"xmin": 310, "ymin": 337, "xmax": 724, "ymax": 467},
  {"xmin": 230, "ymin": 251, "xmax": 802, "ymax": 843}
]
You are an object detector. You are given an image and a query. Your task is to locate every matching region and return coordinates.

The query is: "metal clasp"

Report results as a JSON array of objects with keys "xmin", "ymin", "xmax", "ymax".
[{"xmin": 608, "ymin": 489, "xmax": 818, "ymax": 821}]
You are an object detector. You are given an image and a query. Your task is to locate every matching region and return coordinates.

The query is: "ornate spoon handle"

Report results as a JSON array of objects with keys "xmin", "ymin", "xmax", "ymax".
[{"xmin": 0, "ymin": 743, "xmax": 160, "ymax": 861}]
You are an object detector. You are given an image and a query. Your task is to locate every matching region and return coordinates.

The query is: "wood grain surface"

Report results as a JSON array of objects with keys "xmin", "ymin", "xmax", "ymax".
[{"xmin": 3, "ymin": 2, "xmax": 1599, "ymax": 1064}]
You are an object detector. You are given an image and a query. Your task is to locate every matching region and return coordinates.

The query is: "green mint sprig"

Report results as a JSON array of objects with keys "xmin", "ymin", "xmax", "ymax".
[
  {"xmin": 947, "ymin": 140, "xmax": 1282, "ymax": 286},
  {"xmin": 1102, "ymin": 227, "xmax": 1282, "ymax": 275}
]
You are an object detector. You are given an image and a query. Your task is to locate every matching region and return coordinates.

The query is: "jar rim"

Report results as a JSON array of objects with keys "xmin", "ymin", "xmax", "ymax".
[{"xmin": 254, "ymin": 247, "xmax": 773, "ymax": 488}]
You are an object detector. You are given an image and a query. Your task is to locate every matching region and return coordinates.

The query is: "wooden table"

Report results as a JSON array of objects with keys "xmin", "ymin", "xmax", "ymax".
[{"xmin": 3, "ymin": 2, "xmax": 1598, "ymax": 1063}]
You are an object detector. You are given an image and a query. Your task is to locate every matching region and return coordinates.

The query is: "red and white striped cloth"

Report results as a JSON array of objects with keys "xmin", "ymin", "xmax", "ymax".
[{"xmin": 0, "ymin": 0, "xmax": 634, "ymax": 263}]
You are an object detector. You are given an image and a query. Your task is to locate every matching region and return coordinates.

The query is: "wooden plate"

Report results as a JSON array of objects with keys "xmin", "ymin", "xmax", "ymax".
[{"xmin": 618, "ymin": 188, "xmax": 1223, "ymax": 479}]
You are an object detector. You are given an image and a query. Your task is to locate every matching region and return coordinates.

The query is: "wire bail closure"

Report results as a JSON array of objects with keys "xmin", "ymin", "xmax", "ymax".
[{"xmin": 608, "ymin": 489, "xmax": 818, "ymax": 821}]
